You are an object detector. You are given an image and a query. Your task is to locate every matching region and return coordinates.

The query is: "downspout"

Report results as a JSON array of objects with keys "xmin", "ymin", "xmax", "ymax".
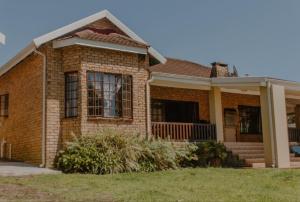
[
  {"xmin": 146, "ymin": 75, "xmax": 154, "ymax": 139},
  {"xmin": 266, "ymin": 80, "xmax": 276, "ymax": 167},
  {"xmin": 34, "ymin": 50, "xmax": 46, "ymax": 168}
]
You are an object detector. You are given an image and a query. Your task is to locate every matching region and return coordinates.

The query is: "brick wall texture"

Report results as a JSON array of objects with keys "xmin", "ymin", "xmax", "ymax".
[{"xmin": 0, "ymin": 53, "xmax": 43, "ymax": 165}]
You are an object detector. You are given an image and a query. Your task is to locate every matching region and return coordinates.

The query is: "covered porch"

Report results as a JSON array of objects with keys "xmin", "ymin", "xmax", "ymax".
[{"xmin": 147, "ymin": 72, "xmax": 300, "ymax": 168}]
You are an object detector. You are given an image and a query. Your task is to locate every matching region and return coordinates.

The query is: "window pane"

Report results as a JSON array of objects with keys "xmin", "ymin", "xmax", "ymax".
[
  {"xmin": 239, "ymin": 105, "xmax": 262, "ymax": 134},
  {"xmin": 65, "ymin": 72, "xmax": 78, "ymax": 117},
  {"xmin": 122, "ymin": 75, "xmax": 132, "ymax": 118},
  {"xmin": 86, "ymin": 72, "xmax": 132, "ymax": 118}
]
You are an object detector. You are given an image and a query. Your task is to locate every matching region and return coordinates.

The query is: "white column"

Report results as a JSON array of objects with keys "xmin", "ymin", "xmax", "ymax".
[
  {"xmin": 209, "ymin": 87, "xmax": 224, "ymax": 142},
  {"xmin": 260, "ymin": 84, "xmax": 290, "ymax": 168},
  {"xmin": 260, "ymin": 86, "xmax": 274, "ymax": 167},
  {"xmin": 271, "ymin": 84, "xmax": 290, "ymax": 168}
]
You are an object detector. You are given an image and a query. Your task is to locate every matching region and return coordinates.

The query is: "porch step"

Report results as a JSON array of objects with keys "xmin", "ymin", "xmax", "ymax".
[
  {"xmin": 224, "ymin": 142, "xmax": 265, "ymax": 167},
  {"xmin": 290, "ymin": 162, "xmax": 300, "ymax": 168},
  {"xmin": 231, "ymin": 149, "xmax": 264, "ymax": 154},
  {"xmin": 238, "ymin": 153, "xmax": 264, "ymax": 159},
  {"xmin": 291, "ymin": 157, "xmax": 300, "ymax": 162},
  {"xmin": 245, "ymin": 158, "xmax": 265, "ymax": 166}
]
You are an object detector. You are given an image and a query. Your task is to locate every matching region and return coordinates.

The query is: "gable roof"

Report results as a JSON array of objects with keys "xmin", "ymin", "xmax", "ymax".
[
  {"xmin": 0, "ymin": 10, "xmax": 166, "ymax": 77},
  {"xmin": 148, "ymin": 58, "xmax": 211, "ymax": 78}
]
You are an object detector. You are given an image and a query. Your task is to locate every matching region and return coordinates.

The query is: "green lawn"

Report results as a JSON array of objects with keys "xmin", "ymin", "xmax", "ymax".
[{"xmin": 1, "ymin": 168, "xmax": 300, "ymax": 202}]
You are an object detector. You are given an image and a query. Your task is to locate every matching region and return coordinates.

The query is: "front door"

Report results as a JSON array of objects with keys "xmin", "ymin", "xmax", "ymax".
[{"xmin": 224, "ymin": 108, "xmax": 238, "ymax": 142}]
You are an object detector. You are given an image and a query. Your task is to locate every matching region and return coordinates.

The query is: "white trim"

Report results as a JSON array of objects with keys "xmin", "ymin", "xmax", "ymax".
[
  {"xmin": 220, "ymin": 88, "xmax": 260, "ymax": 95},
  {"xmin": 211, "ymin": 77, "xmax": 267, "ymax": 87},
  {"xmin": 148, "ymin": 47, "xmax": 167, "ymax": 64},
  {"xmin": 53, "ymin": 37, "xmax": 147, "ymax": 54},
  {"xmin": 0, "ymin": 10, "xmax": 166, "ymax": 77},
  {"xmin": 150, "ymin": 72, "xmax": 211, "ymax": 90}
]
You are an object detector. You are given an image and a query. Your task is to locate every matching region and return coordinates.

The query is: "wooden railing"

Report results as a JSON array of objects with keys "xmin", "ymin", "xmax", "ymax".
[
  {"xmin": 152, "ymin": 122, "xmax": 216, "ymax": 141},
  {"xmin": 288, "ymin": 127, "xmax": 300, "ymax": 142}
]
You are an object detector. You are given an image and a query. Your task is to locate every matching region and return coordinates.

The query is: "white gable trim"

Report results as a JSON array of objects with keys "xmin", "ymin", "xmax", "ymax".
[
  {"xmin": 0, "ymin": 10, "xmax": 166, "ymax": 77},
  {"xmin": 53, "ymin": 37, "xmax": 147, "ymax": 55}
]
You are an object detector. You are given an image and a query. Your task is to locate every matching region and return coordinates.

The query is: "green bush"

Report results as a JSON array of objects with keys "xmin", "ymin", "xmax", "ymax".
[
  {"xmin": 138, "ymin": 139, "xmax": 178, "ymax": 172},
  {"xmin": 179, "ymin": 141, "xmax": 244, "ymax": 168},
  {"xmin": 56, "ymin": 131, "xmax": 179, "ymax": 174}
]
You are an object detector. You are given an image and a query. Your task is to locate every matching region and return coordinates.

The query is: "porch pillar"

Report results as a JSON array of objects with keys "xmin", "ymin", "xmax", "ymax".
[
  {"xmin": 260, "ymin": 84, "xmax": 290, "ymax": 168},
  {"xmin": 209, "ymin": 87, "xmax": 224, "ymax": 142}
]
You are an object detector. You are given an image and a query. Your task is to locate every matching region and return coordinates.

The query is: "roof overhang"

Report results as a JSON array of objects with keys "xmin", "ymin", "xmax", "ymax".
[
  {"xmin": 53, "ymin": 37, "xmax": 148, "ymax": 55},
  {"xmin": 0, "ymin": 10, "xmax": 166, "ymax": 77},
  {"xmin": 150, "ymin": 72, "xmax": 211, "ymax": 90},
  {"xmin": 150, "ymin": 72, "xmax": 300, "ymax": 95}
]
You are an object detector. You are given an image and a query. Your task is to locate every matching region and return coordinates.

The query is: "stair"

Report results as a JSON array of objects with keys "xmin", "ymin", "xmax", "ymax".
[
  {"xmin": 224, "ymin": 142, "xmax": 300, "ymax": 168},
  {"xmin": 224, "ymin": 142, "xmax": 265, "ymax": 168}
]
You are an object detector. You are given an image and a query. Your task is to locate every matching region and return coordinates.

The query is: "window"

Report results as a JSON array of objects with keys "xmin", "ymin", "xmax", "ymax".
[
  {"xmin": 0, "ymin": 94, "xmax": 9, "ymax": 117},
  {"xmin": 151, "ymin": 99, "xmax": 199, "ymax": 123},
  {"xmin": 87, "ymin": 71, "xmax": 132, "ymax": 118},
  {"xmin": 65, "ymin": 72, "xmax": 78, "ymax": 117},
  {"xmin": 239, "ymin": 105, "xmax": 262, "ymax": 134}
]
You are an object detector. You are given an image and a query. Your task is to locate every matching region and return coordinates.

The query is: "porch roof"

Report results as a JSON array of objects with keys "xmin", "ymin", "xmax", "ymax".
[{"xmin": 150, "ymin": 72, "xmax": 300, "ymax": 95}]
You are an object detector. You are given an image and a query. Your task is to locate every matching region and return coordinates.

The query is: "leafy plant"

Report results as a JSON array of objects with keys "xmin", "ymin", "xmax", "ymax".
[
  {"xmin": 179, "ymin": 141, "xmax": 244, "ymax": 168},
  {"xmin": 56, "ymin": 130, "xmax": 180, "ymax": 174}
]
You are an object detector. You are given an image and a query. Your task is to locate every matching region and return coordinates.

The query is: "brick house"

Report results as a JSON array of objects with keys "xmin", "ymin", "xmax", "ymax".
[{"xmin": 1, "ymin": 10, "xmax": 300, "ymax": 168}]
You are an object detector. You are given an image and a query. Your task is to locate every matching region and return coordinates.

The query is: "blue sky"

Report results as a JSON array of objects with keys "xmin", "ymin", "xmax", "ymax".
[{"xmin": 0, "ymin": 0, "xmax": 300, "ymax": 81}]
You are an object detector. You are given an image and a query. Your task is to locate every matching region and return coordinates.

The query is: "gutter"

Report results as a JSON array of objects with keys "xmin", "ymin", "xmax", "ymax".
[
  {"xmin": 34, "ymin": 50, "xmax": 47, "ymax": 168},
  {"xmin": 146, "ymin": 75, "xmax": 154, "ymax": 139}
]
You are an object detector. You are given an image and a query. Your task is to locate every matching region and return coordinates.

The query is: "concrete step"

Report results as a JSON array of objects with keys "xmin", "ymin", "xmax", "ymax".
[
  {"xmin": 291, "ymin": 157, "xmax": 300, "ymax": 162},
  {"xmin": 290, "ymin": 162, "xmax": 300, "ymax": 168},
  {"xmin": 225, "ymin": 146, "xmax": 264, "ymax": 151},
  {"xmin": 224, "ymin": 142, "xmax": 263, "ymax": 146},
  {"xmin": 231, "ymin": 149, "xmax": 264, "ymax": 154},
  {"xmin": 252, "ymin": 162, "xmax": 266, "ymax": 168},
  {"xmin": 238, "ymin": 153, "xmax": 265, "ymax": 159},
  {"xmin": 245, "ymin": 158, "xmax": 265, "ymax": 166}
]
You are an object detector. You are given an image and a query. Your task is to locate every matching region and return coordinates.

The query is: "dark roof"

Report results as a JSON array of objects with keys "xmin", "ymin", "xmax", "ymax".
[
  {"xmin": 60, "ymin": 28, "xmax": 148, "ymax": 49},
  {"xmin": 148, "ymin": 58, "xmax": 211, "ymax": 78}
]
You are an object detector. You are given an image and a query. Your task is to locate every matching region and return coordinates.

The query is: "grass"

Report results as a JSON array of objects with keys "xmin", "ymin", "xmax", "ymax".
[{"xmin": 1, "ymin": 168, "xmax": 300, "ymax": 202}]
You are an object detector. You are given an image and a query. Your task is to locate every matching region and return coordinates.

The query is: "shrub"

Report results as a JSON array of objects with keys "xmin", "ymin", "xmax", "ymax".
[
  {"xmin": 56, "ymin": 131, "xmax": 141, "ymax": 174},
  {"xmin": 139, "ymin": 139, "xmax": 178, "ymax": 172},
  {"xmin": 56, "ymin": 131, "xmax": 179, "ymax": 174},
  {"xmin": 179, "ymin": 141, "xmax": 244, "ymax": 168}
]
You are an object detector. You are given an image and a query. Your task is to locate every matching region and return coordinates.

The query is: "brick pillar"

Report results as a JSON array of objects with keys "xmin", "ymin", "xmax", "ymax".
[{"xmin": 209, "ymin": 87, "xmax": 224, "ymax": 142}]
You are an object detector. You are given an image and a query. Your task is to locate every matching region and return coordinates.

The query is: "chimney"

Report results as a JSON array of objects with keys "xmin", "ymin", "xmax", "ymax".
[{"xmin": 210, "ymin": 62, "xmax": 229, "ymax": 78}]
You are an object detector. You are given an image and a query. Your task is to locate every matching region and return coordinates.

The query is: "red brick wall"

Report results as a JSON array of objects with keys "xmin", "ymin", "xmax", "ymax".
[
  {"xmin": 150, "ymin": 86, "xmax": 210, "ymax": 122},
  {"xmin": 0, "ymin": 53, "xmax": 43, "ymax": 165}
]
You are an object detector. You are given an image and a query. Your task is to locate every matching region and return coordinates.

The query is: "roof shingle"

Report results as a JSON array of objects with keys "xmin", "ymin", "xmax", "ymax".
[
  {"xmin": 60, "ymin": 28, "xmax": 148, "ymax": 49},
  {"xmin": 148, "ymin": 58, "xmax": 211, "ymax": 78}
]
